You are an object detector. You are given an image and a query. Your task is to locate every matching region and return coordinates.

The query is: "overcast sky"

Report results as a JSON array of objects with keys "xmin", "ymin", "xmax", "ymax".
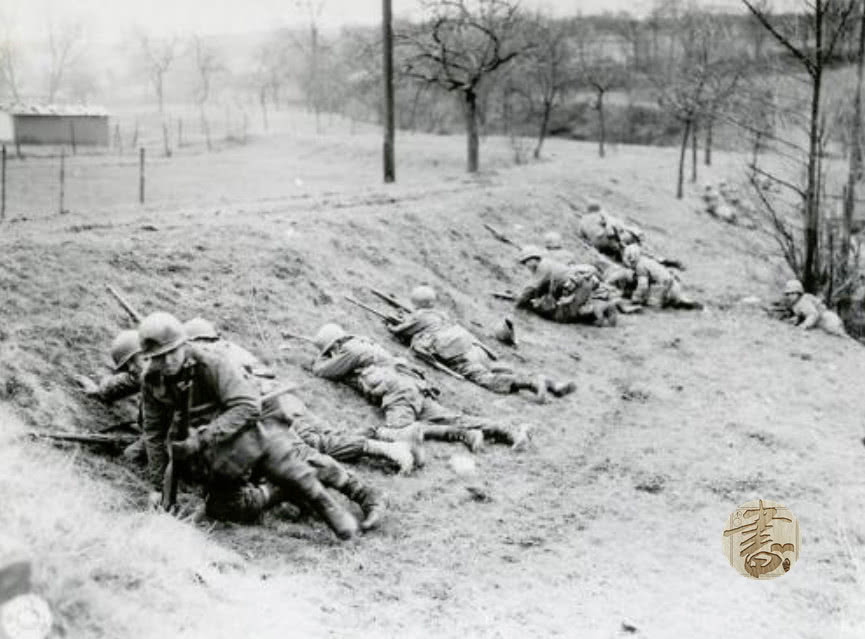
[{"xmin": 3, "ymin": 0, "xmax": 747, "ymax": 43}]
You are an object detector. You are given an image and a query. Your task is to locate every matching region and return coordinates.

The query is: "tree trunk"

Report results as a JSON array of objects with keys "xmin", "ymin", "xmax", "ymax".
[
  {"xmin": 260, "ymin": 87, "xmax": 269, "ymax": 132},
  {"xmin": 676, "ymin": 118, "xmax": 691, "ymax": 199},
  {"xmin": 200, "ymin": 106, "xmax": 212, "ymax": 151},
  {"xmin": 598, "ymin": 90, "xmax": 606, "ymax": 158},
  {"xmin": 691, "ymin": 119, "xmax": 698, "ymax": 183},
  {"xmin": 704, "ymin": 118, "xmax": 713, "ymax": 166},
  {"xmin": 841, "ymin": 5, "xmax": 865, "ymax": 293},
  {"xmin": 802, "ymin": 2, "xmax": 824, "ymax": 293},
  {"xmin": 464, "ymin": 90, "xmax": 479, "ymax": 173},
  {"xmin": 382, "ymin": 0, "xmax": 395, "ymax": 183},
  {"xmin": 534, "ymin": 99, "xmax": 553, "ymax": 160}
]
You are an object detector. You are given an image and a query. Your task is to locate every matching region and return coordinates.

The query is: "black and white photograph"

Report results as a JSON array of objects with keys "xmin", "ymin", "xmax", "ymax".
[{"xmin": 1, "ymin": 0, "xmax": 864, "ymax": 637}]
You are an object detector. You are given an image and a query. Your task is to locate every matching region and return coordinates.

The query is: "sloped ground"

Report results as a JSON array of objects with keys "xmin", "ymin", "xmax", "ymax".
[{"xmin": 1, "ymin": 130, "xmax": 864, "ymax": 638}]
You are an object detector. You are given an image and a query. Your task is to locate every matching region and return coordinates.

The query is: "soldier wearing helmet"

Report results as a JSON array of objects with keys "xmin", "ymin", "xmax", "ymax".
[
  {"xmin": 138, "ymin": 311, "xmax": 385, "ymax": 539},
  {"xmin": 184, "ymin": 317, "xmax": 416, "ymax": 474},
  {"xmin": 311, "ymin": 323, "xmax": 532, "ymax": 452},
  {"xmin": 514, "ymin": 246, "xmax": 574, "ymax": 314},
  {"xmin": 387, "ymin": 287, "xmax": 575, "ymax": 407},
  {"xmin": 782, "ymin": 280, "xmax": 847, "ymax": 337},
  {"xmin": 74, "ymin": 329, "xmax": 149, "ymax": 463},
  {"xmin": 623, "ymin": 245, "xmax": 703, "ymax": 310}
]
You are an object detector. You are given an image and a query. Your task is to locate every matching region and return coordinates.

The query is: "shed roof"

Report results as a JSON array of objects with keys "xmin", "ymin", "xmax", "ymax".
[{"xmin": 0, "ymin": 103, "xmax": 109, "ymax": 117}]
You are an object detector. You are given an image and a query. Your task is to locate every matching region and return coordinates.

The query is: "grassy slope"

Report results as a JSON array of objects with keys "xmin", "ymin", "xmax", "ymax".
[{"xmin": 1, "ymin": 130, "xmax": 865, "ymax": 638}]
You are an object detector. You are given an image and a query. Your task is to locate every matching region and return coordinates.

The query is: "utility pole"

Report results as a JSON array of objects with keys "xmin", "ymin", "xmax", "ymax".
[{"xmin": 382, "ymin": 0, "xmax": 395, "ymax": 183}]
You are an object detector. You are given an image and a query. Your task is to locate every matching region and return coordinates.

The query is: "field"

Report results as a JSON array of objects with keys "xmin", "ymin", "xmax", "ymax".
[{"xmin": 1, "ymin": 118, "xmax": 865, "ymax": 638}]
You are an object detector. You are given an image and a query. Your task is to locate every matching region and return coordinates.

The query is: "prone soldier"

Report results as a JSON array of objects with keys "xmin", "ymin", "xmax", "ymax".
[{"xmin": 781, "ymin": 280, "xmax": 847, "ymax": 337}]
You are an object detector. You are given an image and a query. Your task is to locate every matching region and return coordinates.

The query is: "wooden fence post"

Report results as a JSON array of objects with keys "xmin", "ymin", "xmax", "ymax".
[
  {"xmin": 177, "ymin": 118, "xmax": 183, "ymax": 148},
  {"xmin": 59, "ymin": 148, "xmax": 66, "ymax": 215},
  {"xmin": 69, "ymin": 121, "xmax": 77, "ymax": 155},
  {"xmin": 139, "ymin": 147, "xmax": 145, "ymax": 204}
]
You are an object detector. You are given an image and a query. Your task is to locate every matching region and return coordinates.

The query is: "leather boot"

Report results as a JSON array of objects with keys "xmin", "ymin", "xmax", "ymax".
[
  {"xmin": 363, "ymin": 439, "xmax": 414, "ymax": 474},
  {"xmin": 482, "ymin": 423, "xmax": 533, "ymax": 451},
  {"xmin": 423, "ymin": 424, "xmax": 484, "ymax": 452},
  {"xmin": 293, "ymin": 474, "xmax": 358, "ymax": 540},
  {"xmin": 337, "ymin": 473, "xmax": 387, "ymax": 531}
]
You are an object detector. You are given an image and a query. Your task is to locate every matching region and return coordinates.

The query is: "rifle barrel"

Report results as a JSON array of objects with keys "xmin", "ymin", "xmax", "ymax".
[{"xmin": 106, "ymin": 285, "xmax": 143, "ymax": 323}]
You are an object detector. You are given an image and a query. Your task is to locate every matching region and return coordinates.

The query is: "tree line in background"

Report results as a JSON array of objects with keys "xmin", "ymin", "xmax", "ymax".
[{"xmin": 1, "ymin": 0, "xmax": 865, "ymax": 333}]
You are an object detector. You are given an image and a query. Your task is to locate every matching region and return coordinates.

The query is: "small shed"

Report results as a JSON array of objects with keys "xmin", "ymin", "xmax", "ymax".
[{"xmin": 0, "ymin": 104, "xmax": 109, "ymax": 146}]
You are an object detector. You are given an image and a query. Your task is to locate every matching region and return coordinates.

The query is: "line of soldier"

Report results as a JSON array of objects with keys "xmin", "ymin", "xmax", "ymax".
[
  {"xmin": 76, "ymin": 285, "xmax": 579, "ymax": 541},
  {"xmin": 73, "ymin": 200, "xmax": 848, "ymax": 541}
]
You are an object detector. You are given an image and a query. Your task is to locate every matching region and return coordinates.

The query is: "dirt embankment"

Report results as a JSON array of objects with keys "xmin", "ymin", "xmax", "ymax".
[{"xmin": 1, "ymin": 134, "xmax": 864, "ymax": 638}]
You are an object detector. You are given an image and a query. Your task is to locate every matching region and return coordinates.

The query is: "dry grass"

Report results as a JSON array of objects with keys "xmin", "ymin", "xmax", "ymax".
[{"xmin": 1, "ymin": 124, "xmax": 865, "ymax": 637}]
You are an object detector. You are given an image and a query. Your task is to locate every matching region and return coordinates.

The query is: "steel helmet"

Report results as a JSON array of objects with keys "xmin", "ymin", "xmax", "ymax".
[
  {"xmin": 110, "ymin": 329, "xmax": 142, "ymax": 371},
  {"xmin": 543, "ymin": 231, "xmax": 563, "ymax": 250},
  {"xmin": 493, "ymin": 317, "xmax": 516, "ymax": 346},
  {"xmin": 586, "ymin": 200, "xmax": 602, "ymax": 213},
  {"xmin": 623, "ymin": 244, "xmax": 642, "ymax": 265},
  {"xmin": 313, "ymin": 323, "xmax": 346, "ymax": 354},
  {"xmin": 784, "ymin": 279, "xmax": 804, "ymax": 295},
  {"xmin": 410, "ymin": 285, "xmax": 437, "ymax": 309},
  {"xmin": 138, "ymin": 312, "xmax": 187, "ymax": 358},
  {"xmin": 184, "ymin": 317, "xmax": 219, "ymax": 341},
  {"xmin": 518, "ymin": 245, "xmax": 543, "ymax": 264}
]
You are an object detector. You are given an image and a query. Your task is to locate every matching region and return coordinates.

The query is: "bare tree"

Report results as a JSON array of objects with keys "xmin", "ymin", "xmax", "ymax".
[
  {"xmin": 293, "ymin": 0, "xmax": 327, "ymax": 132},
  {"xmin": 513, "ymin": 14, "xmax": 578, "ymax": 159},
  {"xmin": 577, "ymin": 24, "xmax": 628, "ymax": 159},
  {"xmin": 251, "ymin": 34, "xmax": 291, "ymax": 130},
  {"xmin": 46, "ymin": 18, "xmax": 85, "ymax": 102},
  {"xmin": 191, "ymin": 35, "xmax": 223, "ymax": 150},
  {"xmin": 743, "ymin": 0, "xmax": 858, "ymax": 293},
  {"xmin": 400, "ymin": 0, "xmax": 526, "ymax": 172},
  {"xmin": 137, "ymin": 33, "xmax": 179, "ymax": 114},
  {"xmin": 0, "ymin": 17, "xmax": 21, "ymax": 101},
  {"xmin": 654, "ymin": 7, "xmax": 742, "ymax": 198}
]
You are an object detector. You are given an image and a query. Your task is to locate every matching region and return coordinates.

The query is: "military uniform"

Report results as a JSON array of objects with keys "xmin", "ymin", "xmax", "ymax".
[
  {"xmin": 515, "ymin": 257, "xmax": 576, "ymax": 314},
  {"xmin": 629, "ymin": 254, "xmax": 701, "ymax": 310},
  {"xmin": 142, "ymin": 342, "xmax": 379, "ymax": 536},
  {"xmin": 313, "ymin": 334, "xmax": 528, "ymax": 450},
  {"xmin": 791, "ymin": 293, "xmax": 847, "ymax": 337}
]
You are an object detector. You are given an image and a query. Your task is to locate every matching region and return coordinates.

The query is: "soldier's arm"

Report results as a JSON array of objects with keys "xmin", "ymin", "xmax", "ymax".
[
  {"xmin": 92, "ymin": 371, "xmax": 140, "ymax": 403},
  {"xmin": 312, "ymin": 346, "xmax": 365, "ymax": 380},
  {"xmin": 632, "ymin": 262, "xmax": 651, "ymax": 304},
  {"xmin": 198, "ymin": 359, "xmax": 260, "ymax": 448},
  {"xmin": 515, "ymin": 270, "xmax": 551, "ymax": 308},
  {"xmin": 142, "ymin": 381, "xmax": 174, "ymax": 488},
  {"xmin": 387, "ymin": 313, "xmax": 422, "ymax": 342},
  {"xmin": 798, "ymin": 299, "xmax": 821, "ymax": 329}
]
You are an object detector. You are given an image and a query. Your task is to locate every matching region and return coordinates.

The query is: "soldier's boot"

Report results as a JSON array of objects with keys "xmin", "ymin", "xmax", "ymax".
[
  {"xmin": 423, "ymin": 424, "xmax": 484, "ymax": 452},
  {"xmin": 363, "ymin": 439, "xmax": 414, "ymax": 474},
  {"xmin": 293, "ymin": 474, "xmax": 358, "ymax": 540},
  {"xmin": 481, "ymin": 423, "xmax": 533, "ymax": 451},
  {"xmin": 546, "ymin": 378, "xmax": 576, "ymax": 398},
  {"xmin": 518, "ymin": 374, "xmax": 548, "ymax": 403},
  {"xmin": 336, "ymin": 473, "xmax": 387, "ymax": 531}
]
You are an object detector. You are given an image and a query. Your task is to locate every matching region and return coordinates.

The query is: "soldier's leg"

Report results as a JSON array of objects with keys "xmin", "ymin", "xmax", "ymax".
[
  {"xmin": 257, "ymin": 423, "xmax": 358, "ymax": 540},
  {"xmin": 375, "ymin": 403, "xmax": 426, "ymax": 468},
  {"xmin": 663, "ymin": 280, "xmax": 703, "ymax": 310},
  {"xmin": 123, "ymin": 436, "xmax": 148, "ymax": 465},
  {"xmin": 293, "ymin": 413, "xmax": 412, "ymax": 473}
]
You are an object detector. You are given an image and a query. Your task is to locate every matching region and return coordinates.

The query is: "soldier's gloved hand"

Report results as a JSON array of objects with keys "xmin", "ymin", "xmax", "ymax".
[
  {"xmin": 171, "ymin": 431, "xmax": 202, "ymax": 461},
  {"xmin": 74, "ymin": 375, "xmax": 99, "ymax": 395}
]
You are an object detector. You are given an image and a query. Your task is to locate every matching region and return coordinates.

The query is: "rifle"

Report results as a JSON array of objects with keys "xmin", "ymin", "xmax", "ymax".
[
  {"xmin": 29, "ymin": 431, "xmax": 139, "ymax": 447},
  {"xmin": 370, "ymin": 289, "xmax": 412, "ymax": 313},
  {"xmin": 280, "ymin": 330, "xmax": 316, "ymax": 344},
  {"xmin": 483, "ymin": 223, "xmax": 521, "ymax": 249},
  {"xmin": 106, "ymin": 285, "xmax": 142, "ymax": 323},
  {"xmin": 345, "ymin": 295, "xmax": 402, "ymax": 324},
  {"xmin": 493, "ymin": 291, "xmax": 516, "ymax": 301},
  {"xmin": 413, "ymin": 351, "xmax": 466, "ymax": 380}
]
